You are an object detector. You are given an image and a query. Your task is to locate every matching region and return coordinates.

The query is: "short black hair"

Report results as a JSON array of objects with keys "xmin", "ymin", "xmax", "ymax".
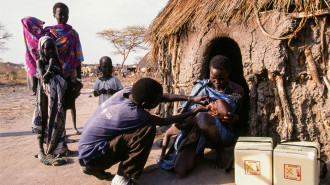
[
  {"xmin": 132, "ymin": 78, "xmax": 163, "ymax": 106},
  {"xmin": 209, "ymin": 55, "xmax": 231, "ymax": 71},
  {"xmin": 53, "ymin": 2, "xmax": 69, "ymax": 14},
  {"xmin": 99, "ymin": 56, "xmax": 112, "ymax": 65}
]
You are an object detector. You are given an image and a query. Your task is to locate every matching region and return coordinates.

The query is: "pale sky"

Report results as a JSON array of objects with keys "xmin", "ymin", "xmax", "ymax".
[{"xmin": 0, "ymin": 0, "xmax": 167, "ymax": 65}]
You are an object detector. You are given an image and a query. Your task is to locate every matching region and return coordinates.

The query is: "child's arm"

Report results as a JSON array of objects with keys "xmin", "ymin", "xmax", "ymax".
[
  {"xmin": 149, "ymin": 105, "xmax": 208, "ymax": 127},
  {"xmin": 93, "ymin": 79, "xmax": 105, "ymax": 97},
  {"xmin": 162, "ymin": 93, "xmax": 209, "ymax": 105},
  {"xmin": 106, "ymin": 77, "xmax": 124, "ymax": 95},
  {"xmin": 43, "ymin": 58, "xmax": 58, "ymax": 84},
  {"xmin": 159, "ymin": 124, "xmax": 180, "ymax": 161},
  {"xmin": 36, "ymin": 59, "xmax": 51, "ymax": 84}
]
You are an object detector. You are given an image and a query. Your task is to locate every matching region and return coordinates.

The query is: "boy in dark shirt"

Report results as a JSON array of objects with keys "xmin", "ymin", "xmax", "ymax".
[{"xmin": 78, "ymin": 78, "xmax": 209, "ymax": 183}]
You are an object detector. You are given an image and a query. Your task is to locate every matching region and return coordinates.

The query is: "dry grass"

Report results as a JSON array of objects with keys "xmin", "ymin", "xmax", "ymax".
[
  {"xmin": 0, "ymin": 62, "xmax": 26, "ymax": 85},
  {"xmin": 81, "ymin": 70, "xmax": 161, "ymax": 89},
  {"xmin": 0, "ymin": 61, "xmax": 162, "ymax": 88}
]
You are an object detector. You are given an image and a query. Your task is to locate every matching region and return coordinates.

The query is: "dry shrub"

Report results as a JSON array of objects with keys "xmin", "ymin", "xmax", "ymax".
[{"xmin": 0, "ymin": 62, "xmax": 26, "ymax": 85}]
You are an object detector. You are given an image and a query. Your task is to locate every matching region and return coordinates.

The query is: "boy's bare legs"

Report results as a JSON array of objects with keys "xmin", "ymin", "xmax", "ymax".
[
  {"xmin": 174, "ymin": 142, "xmax": 197, "ymax": 178},
  {"xmin": 173, "ymin": 112, "xmax": 224, "ymax": 178},
  {"xmin": 70, "ymin": 104, "xmax": 80, "ymax": 135}
]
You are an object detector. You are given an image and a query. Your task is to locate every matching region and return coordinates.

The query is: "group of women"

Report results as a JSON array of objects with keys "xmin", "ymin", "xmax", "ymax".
[{"xmin": 22, "ymin": 2, "xmax": 83, "ymax": 165}]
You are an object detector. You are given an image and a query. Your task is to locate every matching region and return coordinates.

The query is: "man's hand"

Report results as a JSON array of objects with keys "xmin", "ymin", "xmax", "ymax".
[{"xmin": 190, "ymin": 94, "xmax": 209, "ymax": 105}]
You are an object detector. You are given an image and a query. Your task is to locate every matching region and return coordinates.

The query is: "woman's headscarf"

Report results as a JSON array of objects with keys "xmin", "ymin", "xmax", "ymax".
[{"xmin": 37, "ymin": 36, "xmax": 59, "ymax": 62}]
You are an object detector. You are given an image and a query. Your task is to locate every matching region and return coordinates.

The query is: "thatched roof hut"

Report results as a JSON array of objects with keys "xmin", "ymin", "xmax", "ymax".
[
  {"xmin": 145, "ymin": 0, "xmax": 330, "ymax": 173},
  {"xmin": 137, "ymin": 52, "xmax": 157, "ymax": 69}
]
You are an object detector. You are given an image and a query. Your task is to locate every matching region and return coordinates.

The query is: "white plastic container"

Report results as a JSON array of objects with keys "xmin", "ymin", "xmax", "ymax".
[
  {"xmin": 234, "ymin": 137, "xmax": 273, "ymax": 185},
  {"xmin": 273, "ymin": 141, "xmax": 320, "ymax": 185}
]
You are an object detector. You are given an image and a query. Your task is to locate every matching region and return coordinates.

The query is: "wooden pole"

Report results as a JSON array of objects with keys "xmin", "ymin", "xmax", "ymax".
[{"xmin": 275, "ymin": 75, "xmax": 293, "ymax": 141}]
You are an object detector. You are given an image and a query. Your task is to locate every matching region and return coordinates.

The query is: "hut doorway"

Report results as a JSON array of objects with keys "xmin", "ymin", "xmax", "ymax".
[{"xmin": 204, "ymin": 37, "xmax": 250, "ymax": 136}]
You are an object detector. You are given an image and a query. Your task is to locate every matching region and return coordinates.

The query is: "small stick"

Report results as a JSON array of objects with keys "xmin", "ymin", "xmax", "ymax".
[
  {"xmin": 320, "ymin": 16, "xmax": 327, "ymax": 74},
  {"xmin": 305, "ymin": 48, "xmax": 325, "ymax": 94},
  {"xmin": 323, "ymin": 76, "xmax": 330, "ymax": 92}
]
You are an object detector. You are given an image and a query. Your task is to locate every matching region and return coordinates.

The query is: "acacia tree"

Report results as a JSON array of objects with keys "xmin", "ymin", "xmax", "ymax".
[
  {"xmin": 97, "ymin": 26, "xmax": 146, "ymax": 71},
  {"xmin": 0, "ymin": 22, "xmax": 12, "ymax": 52}
]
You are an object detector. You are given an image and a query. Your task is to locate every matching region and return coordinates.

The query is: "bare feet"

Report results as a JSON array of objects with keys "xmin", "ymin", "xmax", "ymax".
[
  {"xmin": 74, "ymin": 129, "xmax": 80, "ymax": 135},
  {"xmin": 210, "ymin": 149, "xmax": 222, "ymax": 169},
  {"xmin": 37, "ymin": 150, "xmax": 46, "ymax": 159}
]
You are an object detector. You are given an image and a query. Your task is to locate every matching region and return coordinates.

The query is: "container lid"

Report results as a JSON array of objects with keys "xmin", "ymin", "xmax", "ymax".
[
  {"xmin": 274, "ymin": 141, "xmax": 319, "ymax": 157},
  {"xmin": 237, "ymin": 137, "xmax": 273, "ymax": 143},
  {"xmin": 235, "ymin": 137, "xmax": 273, "ymax": 151}
]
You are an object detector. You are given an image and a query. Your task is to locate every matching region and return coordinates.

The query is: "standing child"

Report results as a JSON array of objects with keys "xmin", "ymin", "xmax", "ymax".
[
  {"xmin": 94, "ymin": 56, "xmax": 123, "ymax": 105},
  {"xmin": 32, "ymin": 36, "xmax": 68, "ymax": 166},
  {"xmin": 78, "ymin": 78, "xmax": 209, "ymax": 183}
]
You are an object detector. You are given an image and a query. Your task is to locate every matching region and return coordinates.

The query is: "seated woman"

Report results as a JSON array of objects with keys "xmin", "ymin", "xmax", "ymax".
[{"xmin": 157, "ymin": 55, "xmax": 244, "ymax": 178}]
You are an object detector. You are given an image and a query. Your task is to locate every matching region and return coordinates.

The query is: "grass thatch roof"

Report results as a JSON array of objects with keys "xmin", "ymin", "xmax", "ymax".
[{"xmin": 145, "ymin": 0, "xmax": 329, "ymax": 59}]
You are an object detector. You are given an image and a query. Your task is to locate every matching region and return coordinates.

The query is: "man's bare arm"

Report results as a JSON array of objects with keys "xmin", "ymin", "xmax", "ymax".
[
  {"xmin": 162, "ymin": 93, "xmax": 209, "ymax": 105},
  {"xmin": 148, "ymin": 106, "xmax": 209, "ymax": 127}
]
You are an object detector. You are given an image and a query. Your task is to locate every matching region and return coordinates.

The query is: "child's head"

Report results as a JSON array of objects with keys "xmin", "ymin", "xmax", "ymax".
[
  {"xmin": 99, "ymin": 56, "xmax": 113, "ymax": 78},
  {"xmin": 131, "ymin": 78, "xmax": 163, "ymax": 109},
  {"xmin": 53, "ymin": 2, "xmax": 69, "ymax": 25},
  {"xmin": 38, "ymin": 36, "xmax": 58, "ymax": 61}
]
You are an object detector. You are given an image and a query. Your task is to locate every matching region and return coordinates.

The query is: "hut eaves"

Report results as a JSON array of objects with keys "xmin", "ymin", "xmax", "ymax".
[{"xmin": 145, "ymin": 0, "xmax": 329, "ymax": 60}]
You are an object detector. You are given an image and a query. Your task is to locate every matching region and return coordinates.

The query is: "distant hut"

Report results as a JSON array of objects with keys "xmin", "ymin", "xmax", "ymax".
[
  {"xmin": 145, "ymin": 0, "xmax": 330, "ymax": 167},
  {"xmin": 137, "ymin": 52, "xmax": 158, "ymax": 73}
]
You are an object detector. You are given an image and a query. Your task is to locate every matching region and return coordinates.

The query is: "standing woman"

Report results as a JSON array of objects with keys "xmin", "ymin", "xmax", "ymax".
[{"xmin": 45, "ymin": 2, "xmax": 84, "ymax": 135}]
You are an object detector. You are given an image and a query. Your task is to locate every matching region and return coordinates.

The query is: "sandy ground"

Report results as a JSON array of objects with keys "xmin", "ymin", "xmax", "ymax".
[{"xmin": 0, "ymin": 82, "xmax": 235, "ymax": 185}]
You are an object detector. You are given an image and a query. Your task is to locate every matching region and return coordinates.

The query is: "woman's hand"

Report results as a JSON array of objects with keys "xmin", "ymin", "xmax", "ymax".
[
  {"xmin": 221, "ymin": 112, "xmax": 238, "ymax": 123},
  {"xmin": 48, "ymin": 58, "xmax": 57, "ymax": 71},
  {"xmin": 42, "ymin": 71, "xmax": 52, "ymax": 84},
  {"xmin": 73, "ymin": 80, "xmax": 83, "ymax": 98},
  {"xmin": 190, "ymin": 94, "xmax": 209, "ymax": 105}
]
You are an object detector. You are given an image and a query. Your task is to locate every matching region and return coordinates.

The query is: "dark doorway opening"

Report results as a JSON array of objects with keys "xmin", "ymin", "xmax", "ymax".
[{"xmin": 203, "ymin": 37, "xmax": 250, "ymax": 136}]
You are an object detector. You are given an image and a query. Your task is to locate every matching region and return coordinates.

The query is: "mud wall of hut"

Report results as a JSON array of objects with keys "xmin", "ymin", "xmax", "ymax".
[{"xmin": 169, "ymin": 12, "xmax": 329, "ymax": 161}]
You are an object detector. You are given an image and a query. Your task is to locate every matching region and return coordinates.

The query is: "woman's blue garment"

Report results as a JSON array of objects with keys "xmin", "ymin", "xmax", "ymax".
[{"xmin": 157, "ymin": 79, "xmax": 238, "ymax": 170}]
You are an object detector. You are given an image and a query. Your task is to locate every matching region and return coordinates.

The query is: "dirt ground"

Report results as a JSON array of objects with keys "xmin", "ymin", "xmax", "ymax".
[{"xmin": 0, "ymin": 80, "xmax": 236, "ymax": 185}]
